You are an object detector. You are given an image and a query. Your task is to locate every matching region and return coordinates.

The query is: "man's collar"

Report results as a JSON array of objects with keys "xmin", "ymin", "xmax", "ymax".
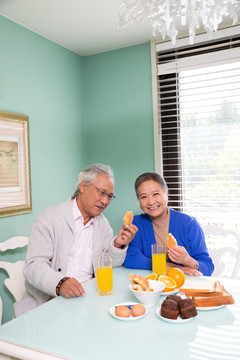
[{"xmin": 72, "ymin": 198, "xmax": 95, "ymax": 225}]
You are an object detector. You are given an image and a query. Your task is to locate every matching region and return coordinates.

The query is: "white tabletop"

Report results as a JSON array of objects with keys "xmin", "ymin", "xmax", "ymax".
[{"xmin": 0, "ymin": 267, "xmax": 240, "ymax": 360}]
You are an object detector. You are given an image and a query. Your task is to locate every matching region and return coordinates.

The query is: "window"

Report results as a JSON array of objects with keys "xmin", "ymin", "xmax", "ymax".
[{"xmin": 153, "ymin": 31, "xmax": 240, "ymax": 275}]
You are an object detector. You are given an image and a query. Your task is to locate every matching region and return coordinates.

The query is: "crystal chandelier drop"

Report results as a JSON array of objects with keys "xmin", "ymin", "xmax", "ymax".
[{"xmin": 119, "ymin": 0, "xmax": 240, "ymax": 44}]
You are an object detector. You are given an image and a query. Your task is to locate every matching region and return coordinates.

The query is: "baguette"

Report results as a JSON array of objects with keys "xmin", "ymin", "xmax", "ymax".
[{"xmin": 193, "ymin": 288, "xmax": 235, "ymax": 307}]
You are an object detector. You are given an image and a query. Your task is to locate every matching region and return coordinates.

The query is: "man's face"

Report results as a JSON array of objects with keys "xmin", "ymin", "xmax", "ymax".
[{"xmin": 77, "ymin": 173, "xmax": 114, "ymax": 220}]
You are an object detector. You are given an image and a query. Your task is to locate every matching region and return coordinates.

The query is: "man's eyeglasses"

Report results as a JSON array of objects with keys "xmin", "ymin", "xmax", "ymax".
[{"xmin": 90, "ymin": 183, "xmax": 116, "ymax": 201}]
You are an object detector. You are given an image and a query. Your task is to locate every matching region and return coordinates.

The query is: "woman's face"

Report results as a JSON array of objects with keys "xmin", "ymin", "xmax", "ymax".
[{"xmin": 137, "ymin": 180, "xmax": 168, "ymax": 219}]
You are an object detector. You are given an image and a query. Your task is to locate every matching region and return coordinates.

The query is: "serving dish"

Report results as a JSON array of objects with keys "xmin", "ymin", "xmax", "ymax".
[
  {"xmin": 109, "ymin": 302, "xmax": 148, "ymax": 321},
  {"xmin": 156, "ymin": 307, "xmax": 197, "ymax": 323}
]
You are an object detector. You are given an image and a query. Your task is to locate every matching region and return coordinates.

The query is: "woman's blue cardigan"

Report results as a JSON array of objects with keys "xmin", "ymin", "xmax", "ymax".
[{"xmin": 124, "ymin": 208, "xmax": 214, "ymax": 276}]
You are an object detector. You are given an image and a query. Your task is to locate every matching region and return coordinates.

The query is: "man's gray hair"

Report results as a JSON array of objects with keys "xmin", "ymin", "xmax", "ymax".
[{"xmin": 72, "ymin": 163, "xmax": 114, "ymax": 199}]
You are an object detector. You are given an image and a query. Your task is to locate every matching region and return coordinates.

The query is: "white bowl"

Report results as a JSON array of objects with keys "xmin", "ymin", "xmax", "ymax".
[{"xmin": 129, "ymin": 280, "xmax": 166, "ymax": 308}]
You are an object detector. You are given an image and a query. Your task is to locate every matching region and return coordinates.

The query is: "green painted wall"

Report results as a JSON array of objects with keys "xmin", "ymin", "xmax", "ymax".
[
  {"xmin": 0, "ymin": 16, "xmax": 154, "ymax": 324},
  {"xmin": 0, "ymin": 16, "xmax": 86, "ymax": 324},
  {"xmin": 83, "ymin": 43, "xmax": 154, "ymax": 233}
]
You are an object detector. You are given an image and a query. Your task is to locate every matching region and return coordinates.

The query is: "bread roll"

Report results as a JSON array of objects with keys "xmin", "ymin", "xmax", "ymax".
[
  {"xmin": 123, "ymin": 211, "xmax": 133, "ymax": 225},
  {"xmin": 129, "ymin": 273, "xmax": 151, "ymax": 292},
  {"xmin": 167, "ymin": 233, "xmax": 177, "ymax": 248}
]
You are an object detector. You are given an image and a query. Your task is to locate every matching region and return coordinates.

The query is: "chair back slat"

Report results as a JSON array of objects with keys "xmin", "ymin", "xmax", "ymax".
[
  {"xmin": 0, "ymin": 236, "xmax": 29, "ymax": 325},
  {"xmin": 202, "ymin": 224, "xmax": 240, "ymax": 279}
]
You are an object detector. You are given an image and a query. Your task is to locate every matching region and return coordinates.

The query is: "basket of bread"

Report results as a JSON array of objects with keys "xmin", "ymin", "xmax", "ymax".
[{"xmin": 129, "ymin": 273, "xmax": 165, "ymax": 307}]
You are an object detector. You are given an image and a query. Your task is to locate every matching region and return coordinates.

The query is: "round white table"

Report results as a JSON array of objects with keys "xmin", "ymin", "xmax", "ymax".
[{"xmin": 0, "ymin": 267, "xmax": 239, "ymax": 360}]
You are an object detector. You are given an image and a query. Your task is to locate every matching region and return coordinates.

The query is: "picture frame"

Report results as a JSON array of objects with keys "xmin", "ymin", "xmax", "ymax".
[{"xmin": 0, "ymin": 111, "xmax": 32, "ymax": 218}]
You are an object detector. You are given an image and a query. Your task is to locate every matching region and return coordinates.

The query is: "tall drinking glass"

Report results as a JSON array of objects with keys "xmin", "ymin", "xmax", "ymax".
[
  {"xmin": 96, "ymin": 255, "xmax": 113, "ymax": 296},
  {"xmin": 151, "ymin": 244, "xmax": 166, "ymax": 275}
]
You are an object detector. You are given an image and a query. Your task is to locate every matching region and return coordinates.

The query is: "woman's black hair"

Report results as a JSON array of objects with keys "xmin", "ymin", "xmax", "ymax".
[{"xmin": 134, "ymin": 172, "xmax": 168, "ymax": 198}]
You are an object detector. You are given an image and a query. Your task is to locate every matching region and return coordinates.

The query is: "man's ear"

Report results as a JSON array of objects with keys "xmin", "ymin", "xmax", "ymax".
[{"xmin": 79, "ymin": 182, "xmax": 86, "ymax": 194}]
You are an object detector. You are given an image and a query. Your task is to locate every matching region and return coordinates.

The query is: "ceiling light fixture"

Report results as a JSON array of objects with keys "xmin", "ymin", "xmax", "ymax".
[{"xmin": 119, "ymin": 0, "xmax": 240, "ymax": 44}]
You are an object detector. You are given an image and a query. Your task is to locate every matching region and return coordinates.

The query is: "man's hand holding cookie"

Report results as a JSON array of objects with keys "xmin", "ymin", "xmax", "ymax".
[{"xmin": 114, "ymin": 211, "xmax": 138, "ymax": 248}]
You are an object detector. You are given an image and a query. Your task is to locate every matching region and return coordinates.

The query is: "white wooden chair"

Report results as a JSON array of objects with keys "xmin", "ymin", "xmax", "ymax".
[
  {"xmin": 203, "ymin": 224, "xmax": 240, "ymax": 279},
  {"xmin": 0, "ymin": 236, "xmax": 29, "ymax": 325},
  {"xmin": 0, "ymin": 296, "xmax": 3, "ymax": 325}
]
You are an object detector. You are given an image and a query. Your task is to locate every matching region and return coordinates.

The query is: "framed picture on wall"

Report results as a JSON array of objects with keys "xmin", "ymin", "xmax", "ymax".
[{"xmin": 0, "ymin": 111, "xmax": 32, "ymax": 218}]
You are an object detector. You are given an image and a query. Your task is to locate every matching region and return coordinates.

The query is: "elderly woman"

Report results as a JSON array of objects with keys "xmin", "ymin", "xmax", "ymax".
[{"xmin": 124, "ymin": 172, "xmax": 214, "ymax": 276}]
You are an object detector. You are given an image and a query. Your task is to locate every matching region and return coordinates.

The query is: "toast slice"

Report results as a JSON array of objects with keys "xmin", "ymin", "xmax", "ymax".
[
  {"xmin": 193, "ymin": 288, "xmax": 235, "ymax": 307},
  {"xmin": 180, "ymin": 279, "xmax": 217, "ymax": 296},
  {"xmin": 182, "ymin": 281, "xmax": 224, "ymax": 297}
]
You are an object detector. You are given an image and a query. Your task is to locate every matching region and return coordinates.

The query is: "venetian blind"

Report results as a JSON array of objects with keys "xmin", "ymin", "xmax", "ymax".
[{"xmin": 155, "ymin": 35, "xmax": 240, "ymax": 230}]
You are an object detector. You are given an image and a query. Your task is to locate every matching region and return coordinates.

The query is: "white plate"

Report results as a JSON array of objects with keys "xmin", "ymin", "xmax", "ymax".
[
  {"xmin": 196, "ymin": 305, "xmax": 225, "ymax": 311},
  {"xmin": 109, "ymin": 302, "xmax": 148, "ymax": 321},
  {"xmin": 161, "ymin": 289, "xmax": 179, "ymax": 296},
  {"xmin": 156, "ymin": 307, "xmax": 197, "ymax": 323}
]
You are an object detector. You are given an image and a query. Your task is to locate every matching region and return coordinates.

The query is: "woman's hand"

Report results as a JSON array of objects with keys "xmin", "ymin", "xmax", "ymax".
[
  {"xmin": 166, "ymin": 262, "xmax": 203, "ymax": 276},
  {"xmin": 168, "ymin": 246, "xmax": 202, "ymax": 275},
  {"xmin": 178, "ymin": 266, "xmax": 203, "ymax": 276},
  {"xmin": 168, "ymin": 245, "xmax": 190, "ymax": 265}
]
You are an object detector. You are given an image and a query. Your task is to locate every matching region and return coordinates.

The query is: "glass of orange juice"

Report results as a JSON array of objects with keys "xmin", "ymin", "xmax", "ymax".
[
  {"xmin": 96, "ymin": 255, "xmax": 113, "ymax": 296},
  {"xmin": 151, "ymin": 244, "xmax": 166, "ymax": 275}
]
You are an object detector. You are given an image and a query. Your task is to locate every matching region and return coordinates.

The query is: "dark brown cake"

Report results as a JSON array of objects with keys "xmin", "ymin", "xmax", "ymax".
[
  {"xmin": 178, "ymin": 298, "xmax": 198, "ymax": 319},
  {"xmin": 160, "ymin": 299, "xmax": 180, "ymax": 319},
  {"xmin": 166, "ymin": 295, "xmax": 182, "ymax": 304}
]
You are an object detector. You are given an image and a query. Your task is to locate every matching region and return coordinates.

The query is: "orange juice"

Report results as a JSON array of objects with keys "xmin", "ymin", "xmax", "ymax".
[
  {"xmin": 152, "ymin": 253, "xmax": 166, "ymax": 275},
  {"xmin": 96, "ymin": 266, "xmax": 113, "ymax": 295}
]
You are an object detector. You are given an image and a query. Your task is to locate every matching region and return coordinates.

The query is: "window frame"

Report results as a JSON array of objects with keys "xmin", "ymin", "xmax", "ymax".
[
  {"xmin": 151, "ymin": 26, "xmax": 240, "ymax": 213},
  {"xmin": 152, "ymin": 25, "xmax": 240, "ymax": 174}
]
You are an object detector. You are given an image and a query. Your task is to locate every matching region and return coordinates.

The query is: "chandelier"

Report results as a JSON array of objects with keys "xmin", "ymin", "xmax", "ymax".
[{"xmin": 119, "ymin": 0, "xmax": 240, "ymax": 44}]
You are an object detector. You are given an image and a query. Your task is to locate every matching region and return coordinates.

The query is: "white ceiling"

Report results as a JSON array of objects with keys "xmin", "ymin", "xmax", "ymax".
[
  {"xmin": 0, "ymin": 0, "xmax": 155, "ymax": 56},
  {"xmin": 0, "ymin": 0, "xmax": 239, "ymax": 56}
]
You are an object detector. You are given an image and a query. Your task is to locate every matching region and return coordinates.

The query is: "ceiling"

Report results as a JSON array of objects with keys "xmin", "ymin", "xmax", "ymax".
[{"xmin": 0, "ymin": 0, "xmax": 240, "ymax": 56}]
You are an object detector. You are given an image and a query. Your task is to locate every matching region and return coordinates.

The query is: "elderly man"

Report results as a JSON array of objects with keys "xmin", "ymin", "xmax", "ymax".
[{"xmin": 14, "ymin": 164, "xmax": 138, "ymax": 316}]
